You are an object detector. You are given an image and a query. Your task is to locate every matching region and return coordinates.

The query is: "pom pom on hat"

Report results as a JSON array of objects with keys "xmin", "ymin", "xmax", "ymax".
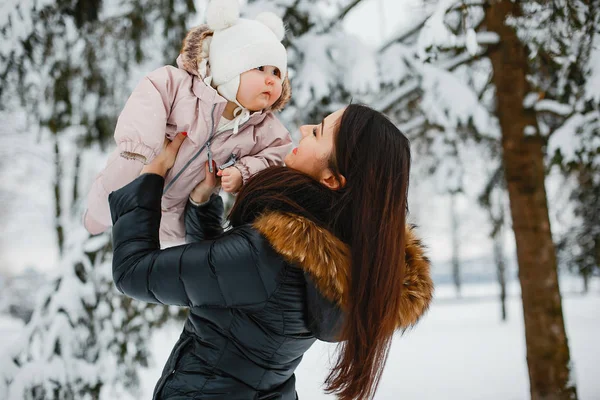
[
  {"xmin": 255, "ymin": 12, "xmax": 285, "ymax": 41},
  {"xmin": 206, "ymin": 0, "xmax": 240, "ymax": 31}
]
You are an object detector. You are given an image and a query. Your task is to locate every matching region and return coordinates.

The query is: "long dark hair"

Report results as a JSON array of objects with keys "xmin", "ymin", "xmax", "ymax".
[
  {"xmin": 230, "ymin": 104, "xmax": 411, "ymax": 400},
  {"xmin": 325, "ymin": 104, "xmax": 411, "ymax": 400},
  {"xmin": 229, "ymin": 167, "xmax": 341, "ymax": 230}
]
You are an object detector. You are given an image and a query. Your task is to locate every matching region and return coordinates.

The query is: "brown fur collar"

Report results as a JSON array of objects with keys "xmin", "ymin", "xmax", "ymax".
[
  {"xmin": 179, "ymin": 25, "xmax": 291, "ymax": 112},
  {"xmin": 253, "ymin": 212, "xmax": 434, "ymax": 329}
]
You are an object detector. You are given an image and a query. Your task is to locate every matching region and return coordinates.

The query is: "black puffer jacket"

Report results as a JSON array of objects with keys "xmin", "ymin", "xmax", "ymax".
[{"xmin": 109, "ymin": 173, "xmax": 433, "ymax": 399}]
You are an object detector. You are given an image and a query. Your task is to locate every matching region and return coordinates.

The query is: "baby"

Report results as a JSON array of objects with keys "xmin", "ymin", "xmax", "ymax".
[{"xmin": 84, "ymin": 0, "xmax": 292, "ymax": 245}]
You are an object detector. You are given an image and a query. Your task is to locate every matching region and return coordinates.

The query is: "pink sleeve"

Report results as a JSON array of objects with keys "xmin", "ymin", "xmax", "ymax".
[
  {"xmin": 114, "ymin": 66, "xmax": 185, "ymax": 162},
  {"xmin": 83, "ymin": 66, "xmax": 186, "ymax": 234},
  {"xmin": 83, "ymin": 148, "xmax": 145, "ymax": 234},
  {"xmin": 235, "ymin": 125, "xmax": 292, "ymax": 184}
]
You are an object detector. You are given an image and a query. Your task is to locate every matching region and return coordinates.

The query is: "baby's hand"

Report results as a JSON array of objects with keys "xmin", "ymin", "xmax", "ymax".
[{"xmin": 218, "ymin": 167, "xmax": 243, "ymax": 193}]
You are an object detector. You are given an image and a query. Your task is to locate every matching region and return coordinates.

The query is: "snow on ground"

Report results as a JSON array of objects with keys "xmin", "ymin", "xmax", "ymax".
[
  {"xmin": 132, "ymin": 283, "xmax": 600, "ymax": 400},
  {"xmin": 1, "ymin": 283, "xmax": 599, "ymax": 399},
  {"xmin": 295, "ymin": 290, "xmax": 600, "ymax": 400}
]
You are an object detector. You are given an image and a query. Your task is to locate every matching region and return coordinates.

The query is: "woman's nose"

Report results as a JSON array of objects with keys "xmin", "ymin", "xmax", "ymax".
[{"xmin": 299, "ymin": 125, "xmax": 311, "ymax": 137}]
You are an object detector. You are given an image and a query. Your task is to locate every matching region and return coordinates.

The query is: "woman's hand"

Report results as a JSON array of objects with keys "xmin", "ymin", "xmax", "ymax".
[
  {"xmin": 140, "ymin": 132, "xmax": 187, "ymax": 177},
  {"xmin": 190, "ymin": 161, "xmax": 221, "ymax": 204}
]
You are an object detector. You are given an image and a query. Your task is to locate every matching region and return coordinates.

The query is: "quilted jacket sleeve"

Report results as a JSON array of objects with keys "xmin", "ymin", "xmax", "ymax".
[
  {"xmin": 109, "ymin": 173, "xmax": 279, "ymax": 308},
  {"xmin": 304, "ymin": 272, "xmax": 345, "ymax": 342},
  {"xmin": 184, "ymin": 194, "xmax": 225, "ymax": 243}
]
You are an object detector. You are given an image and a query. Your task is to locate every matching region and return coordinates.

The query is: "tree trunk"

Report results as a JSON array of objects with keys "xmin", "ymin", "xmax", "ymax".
[
  {"xmin": 493, "ymin": 191, "xmax": 508, "ymax": 321},
  {"xmin": 53, "ymin": 136, "xmax": 64, "ymax": 255},
  {"xmin": 72, "ymin": 152, "xmax": 81, "ymax": 215},
  {"xmin": 484, "ymin": 1, "xmax": 577, "ymax": 399},
  {"xmin": 450, "ymin": 192, "xmax": 462, "ymax": 297},
  {"xmin": 493, "ymin": 226, "xmax": 507, "ymax": 321}
]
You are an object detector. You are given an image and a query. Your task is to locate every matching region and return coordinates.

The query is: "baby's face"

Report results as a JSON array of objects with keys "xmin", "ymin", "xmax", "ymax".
[{"xmin": 237, "ymin": 66, "xmax": 283, "ymax": 111}]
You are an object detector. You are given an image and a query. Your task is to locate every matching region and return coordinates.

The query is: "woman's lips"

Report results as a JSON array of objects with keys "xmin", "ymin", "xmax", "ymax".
[{"xmin": 292, "ymin": 148, "xmax": 298, "ymax": 155}]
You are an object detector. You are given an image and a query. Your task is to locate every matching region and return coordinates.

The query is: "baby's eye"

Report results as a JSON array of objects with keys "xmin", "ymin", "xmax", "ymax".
[
  {"xmin": 272, "ymin": 68, "xmax": 281, "ymax": 78},
  {"xmin": 256, "ymin": 66, "xmax": 265, "ymax": 71}
]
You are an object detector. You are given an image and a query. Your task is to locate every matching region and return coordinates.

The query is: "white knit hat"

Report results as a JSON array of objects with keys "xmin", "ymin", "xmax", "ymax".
[{"xmin": 206, "ymin": 0, "xmax": 287, "ymax": 106}]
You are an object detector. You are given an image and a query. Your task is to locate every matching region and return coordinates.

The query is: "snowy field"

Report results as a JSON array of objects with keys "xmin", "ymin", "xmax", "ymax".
[
  {"xmin": 138, "ymin": 282, "xmax": 600, "ymax": 400},
  {"xmin": 2, "ymin": 282, "xmax": 599, "ymax": 399},
  {"xmin": 294, "ymin": 293, "xmax": 600, "ymax": 400}
]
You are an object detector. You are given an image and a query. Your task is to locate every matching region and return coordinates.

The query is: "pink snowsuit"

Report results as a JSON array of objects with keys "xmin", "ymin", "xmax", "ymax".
[{"xmin": 84, "ymin": 59, "xmax": 292, "ymax": 244}]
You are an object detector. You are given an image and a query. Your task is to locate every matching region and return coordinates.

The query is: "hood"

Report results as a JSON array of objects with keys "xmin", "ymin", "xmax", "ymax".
[
  {"xmin": 179, "ymin": 24, "xmax": 291, "ymax": 113},
  {"xmin": 253, "ymin": 212, "xmax": 434, "ymax": 340}
]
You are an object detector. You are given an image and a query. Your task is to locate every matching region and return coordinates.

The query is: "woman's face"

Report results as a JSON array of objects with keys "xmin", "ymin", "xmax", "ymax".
[{"xmin": 284, "ymin": 108, "xmax": 346, "ymax": 189}]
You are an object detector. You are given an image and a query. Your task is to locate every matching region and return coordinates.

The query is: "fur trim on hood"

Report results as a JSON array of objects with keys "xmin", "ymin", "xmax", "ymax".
[
  {"xmin": 179, "ymin": 24, "xmax": 291, "ymax": 112},
  {"xmin": 253, "ymin": 212, "xmax": 434, "ymax": 330}
]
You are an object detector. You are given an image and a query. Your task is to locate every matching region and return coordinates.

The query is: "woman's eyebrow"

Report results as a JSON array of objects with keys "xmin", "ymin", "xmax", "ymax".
[{"xmin": 320, "ymin": 120, "xmax": 325, "ymax": 136}]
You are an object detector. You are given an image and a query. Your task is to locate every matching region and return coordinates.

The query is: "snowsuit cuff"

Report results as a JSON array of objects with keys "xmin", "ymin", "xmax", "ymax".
[
  {"xmin": 234, "ymin": 162, "xmax": 251, "ymax": 185},
  {"xmin": 118, "ymin": 141, "xmax": 158, "ymax": 165}
]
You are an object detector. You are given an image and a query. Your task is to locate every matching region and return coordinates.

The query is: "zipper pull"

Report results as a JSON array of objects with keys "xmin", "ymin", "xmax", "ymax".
[
  {"xmin": 207, "ymin": 144, "xmax": 213, "ymax": 173},
  {"xmin": 218, "ymin": 153, "xmax": 238, "ymax": 170}
]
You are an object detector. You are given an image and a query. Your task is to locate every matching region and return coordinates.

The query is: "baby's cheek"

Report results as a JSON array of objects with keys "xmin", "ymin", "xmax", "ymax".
[{"xmin": 274, "ymin": 84, "xmax": 283, "ymax": 99}]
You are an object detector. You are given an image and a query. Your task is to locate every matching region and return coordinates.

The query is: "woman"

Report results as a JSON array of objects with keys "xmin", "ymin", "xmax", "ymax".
[{"xmin": 109, "ymin": 104, "xmax": 433, "ymax": 400}]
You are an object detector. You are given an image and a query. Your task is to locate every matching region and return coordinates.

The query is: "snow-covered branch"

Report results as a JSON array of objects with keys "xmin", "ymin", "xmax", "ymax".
[
  {"xmin": 437, "ymin": 47, "xmax": 488, "ymax": 70},
  {"xmin": 534, "ymin": 100, "xmax": 573, "ymax": 117},
  {"xmin": 373, "ymin": 80, "xmax": 420, "ymax": 113},
  {"xmin": 320, "ymin": 0, "xmax": 365, "ymax": 33},
  {"xmin": 547, "ymin": 110, "xmax": 600, "ymax": 164},
  {"xmin": 399, "ymin": 115, "xmax": 428, "ymax": 134},
  {"xmin": 442, "ymin": 31, "xmax": 499, "ymax": 50},
  {"xmin": 375, "ymin": 46, "xmax": 489, "ymax": 113},
  {"xmin": 380, "ymin": 15, "xmax": 431, "ymax": 52}
]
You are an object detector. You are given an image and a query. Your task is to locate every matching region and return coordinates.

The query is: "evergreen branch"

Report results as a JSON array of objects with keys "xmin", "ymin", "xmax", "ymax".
[
  {"xmin": 439, "ymin": 31, "xmax": 500, "ymax": 50},
  {"xmin": 319, "ymin": 0, "xmax": 365, "ymax": 33},
  {"xmin": 379, "ymin": 1, "xmax": 491, "ymax": 52},
  {"xmin": 399, "ymin": 115, "xmax": 428, "ymax": 133},
  {"xmin": 376, "ymin": 47, "xmax": 488, "ymax": 113},
  {"xmin": 374, "ymin": 80, "xmax": 420, "ymax": 113},
  {"xmin": 379, "ymin": 15, "xmax": 430, "ymax": 52},
  {"xmin": 448, "ymin": 1, "xmax": 490, "ymax": 12},
  {"xmin": 534, "ymin": 99, "xmax": 573, "ymax": 117}
]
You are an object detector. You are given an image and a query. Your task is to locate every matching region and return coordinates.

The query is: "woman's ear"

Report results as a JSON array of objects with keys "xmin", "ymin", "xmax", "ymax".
[{"xmin": 320, "ymin": 169, "xmax": 346, "ymax": 190}]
